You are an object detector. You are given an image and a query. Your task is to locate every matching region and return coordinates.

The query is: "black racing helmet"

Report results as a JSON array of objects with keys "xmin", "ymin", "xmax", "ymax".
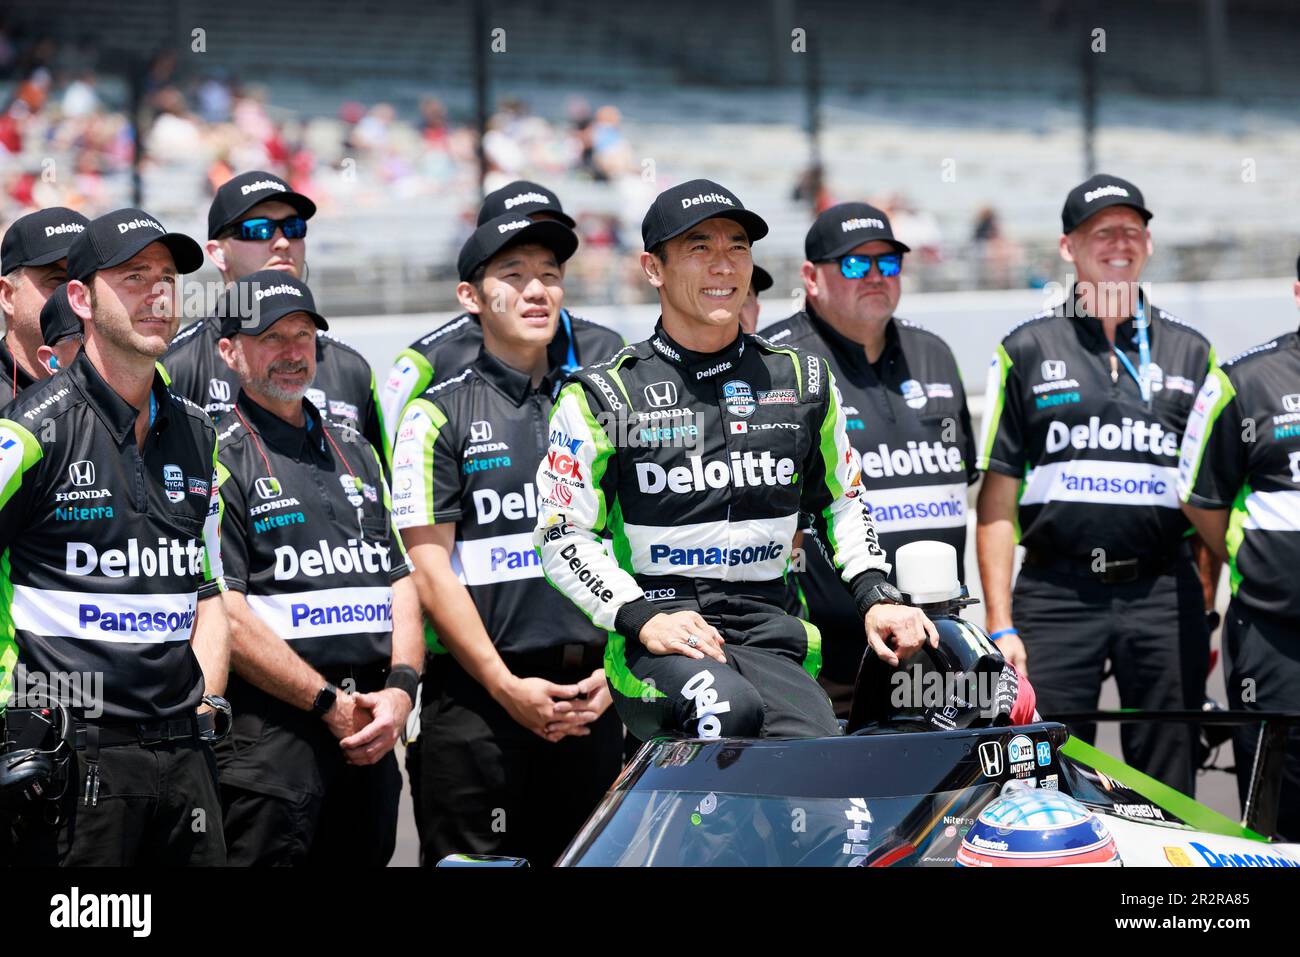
[{"xmin": 847, "ymin": 616, "xmax": 1019, "ymax": 733}]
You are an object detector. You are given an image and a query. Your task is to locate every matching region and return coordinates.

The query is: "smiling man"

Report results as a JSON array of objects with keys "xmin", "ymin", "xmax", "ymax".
[
  {"xmin": 976, "ymin": 174, "xmax": 1218, "ymax": 796},
  {"xmin": 392, "ymin": 214, "xmax": 621, "ymax": 866},
  {"xmin": 761, "ymin": 203, "xmax": 977, "ymax": 715},
  {"xmin": 534, "ymin": 179, "xmax": 937, "ymax": 744}
]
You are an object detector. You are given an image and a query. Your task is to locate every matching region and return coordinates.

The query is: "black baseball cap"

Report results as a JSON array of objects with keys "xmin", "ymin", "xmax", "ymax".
[
  {"xmin": 1061, "ymin": 174, "xmax": 1152, "ymax": 234},
  {"xmin": 67, "ymin": 208, "xmax": 204, "ymax": 282},
  {"xmin": 805, "ymin": 202, "xmax": 910, "ymax": 262},
  {"xmin": 752, "ymin": 264, "xmax": 773, "ymax": 294},
  {"xmin": 2, "ymin": 207, "xmax": 90, "ymax": 274},
  {"xmin": 39, "ymin": 283, "xmax": 83, "ymax": 346},
  {"xmin": 217, "ymin": 270, "xmax": 328, "ymax": 338},
  {"xmin": 641, "ymin": 179, "xmax": 768, "ymax": 251},
  {"xmin": 478, "ymin": 180, "xmax": 575, "ymax": 229},
  {"xmin": 208, "ymin": 171, "xmax": 317, "ymax": 240},
  {"xmin": 457, "ymin": 213, "xmax": 579, "ymax": 282}
]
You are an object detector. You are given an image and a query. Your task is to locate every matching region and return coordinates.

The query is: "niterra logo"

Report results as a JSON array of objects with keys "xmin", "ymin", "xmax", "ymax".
[
  {"xmin": 636, "ymin": 452, "xmax": 796, "ymax": 493},
  {"xmin": 680, "ymin": 192, "xmax": 735, "ymax": 209},
  {"xmin": 503, "ymin": 191, "xmax": 550, "ymax": 209},
  {"xmin": 241, "ymin": 179, "xmax": 287, "ymax": 196},
  {"xmin": 841, "ymin": 217, "xmax": 884, "ymax": 232}
]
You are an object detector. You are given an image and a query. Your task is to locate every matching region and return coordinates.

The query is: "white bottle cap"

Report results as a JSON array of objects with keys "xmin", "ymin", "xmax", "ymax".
[{"xmin": 894, "ymin": 540, "xmax": 961, "ymax": 604}]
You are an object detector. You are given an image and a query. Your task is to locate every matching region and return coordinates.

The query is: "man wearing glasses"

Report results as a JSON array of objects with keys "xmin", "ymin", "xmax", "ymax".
[
  {"xmin": 760, "ymin": 204, "xmax": 977, "ymax": 715},
  {"xmin": 160, "ymin": 171, "xmax": 384, "ymax": 455}
]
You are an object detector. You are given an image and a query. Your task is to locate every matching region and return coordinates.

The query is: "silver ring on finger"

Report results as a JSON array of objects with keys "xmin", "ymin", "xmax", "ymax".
[{"xmin": 686, "ymin": 634, "xmax": 701, "ymax": 649}]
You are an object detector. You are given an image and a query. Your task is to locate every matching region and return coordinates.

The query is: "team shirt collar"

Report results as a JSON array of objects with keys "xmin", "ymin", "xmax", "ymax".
[
  {"xmin": 803, "ymin": 305, "xmax": 899, "ymax": 371},
  {"xmin": 66, "ymin": 349, "xmax": 173, "ymax": 444},
  {"xmin": 475, "ymin": 346, "xmax": 560, "ymax": 406},
  {"xmin": 1067, "ymin": 283, "xmax": 1154, "ymax": 350},
  {"xmin": 0, "ymin": 336, "xmax": 38, "ymax": 394},
  {"xmin": 649, "ymin": 319, "xmax": 747, "ymax": 375},
  {"xmin": 235, "ymin": 387, "xmax": 330, "ymax": 464}
]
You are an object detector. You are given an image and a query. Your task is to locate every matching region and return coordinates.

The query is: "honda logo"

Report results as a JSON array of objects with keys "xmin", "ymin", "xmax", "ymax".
[
  {"xmin": 978, "ymin": 740, "xmax": 1004, "ymax": 777},
  {"xmin": 644, "ymin": 381, "xmax": 677, "ymax": 408},
  {"xmin": 1283, "ymin": 394, "xmax": 1300, "ymax": 413},
  {"xmin": 208, "ymin": 378, "xmax": 232, "ymax": 402},
  {"xmin": 1041, "ymin": 360, "xmax": 1067, "ymax": 381},
  {"xmin": 254, "ymin": 477, "xmax": 283, "ymax": 499},
  {"xmin": 69, "ymin": 461, "xmax": 95, "ymax": 486},
  {"xmin": 470, "ymin": 421, "xmax": 492, "ymax": 443}
]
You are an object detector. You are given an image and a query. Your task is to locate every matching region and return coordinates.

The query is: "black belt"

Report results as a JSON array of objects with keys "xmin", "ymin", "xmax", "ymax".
[
  {"xmin": 496, "ymin": 643, "xmax": 604, "ymax": 676},
  {"xmin": 3, "ymin": 709, "xmax": 213, "ymax": 749},
  {"xmin": 1023, "ymin": 547, "xmax": 1187, "ymax": 584}
]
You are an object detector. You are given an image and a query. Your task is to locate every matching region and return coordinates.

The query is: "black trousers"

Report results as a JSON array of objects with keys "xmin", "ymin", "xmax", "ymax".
[
  {"xmin": 7, "ymin": 737, "xmax": 225, "ymax": 866},
  {"xmin": 1013, "ymin": 557, "xmax": 1210, "ymax": 797},
  {"xmin": 215, "ymin": 673, "xmax": 401, "ymax": 867},
  {"xmin": 610, "ymin": 579, "xmax": 840, "ymax": 742},
  {"xmin": 411, "ymin": 653, "xmax": 623, "ymax": 868},
  {"xmin": 1222, "ymin": 600, "xmax": 1300, "ymax": 841}
]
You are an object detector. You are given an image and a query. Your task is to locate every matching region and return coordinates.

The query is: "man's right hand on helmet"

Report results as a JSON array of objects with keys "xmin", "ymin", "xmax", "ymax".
[
  {"xmin": 865, "ymin": 604, "xmax": 939, "ymax": 667},
  {"xmin": 640, "ymin": 611, "xmax": 727, "ymax": 664}
]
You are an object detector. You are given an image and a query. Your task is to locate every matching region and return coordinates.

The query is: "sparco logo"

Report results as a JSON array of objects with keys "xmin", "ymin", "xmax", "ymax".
[
  {"xmin": 503, "ymin": 191, "xmax": 549, "ymax": 209},
  {"xmin": 254, "ymin": 284, "xmax": 302, "ymax": 300},
  {"xmin": 978, "ymin": 740, "xmax": 1004, "ymax": 776},
  {"xmin": 241, "ymin": 179, "xmax": 287, "ymax": 196},
  {"xmin": 116, "ymin": 217, "xmax": 163, "ymax": 234},
  {"xmin": 69, "ymin": 461, "xmax": 95, "ymax": 486},
  {"xmin": 497, "ymin": 219, "xmax": 530, "ymax": 233},
  {"xmin": 680, "ymin": 192, "xmax": 734, "ymax": 209},
  {"xmin": 841, "ymin": 217, "xmax": 884, "ymax": 232},
  {"xmin": 644, "ymin": 381, "xmax": 677, "ymax": 408},
  {"xmin": 1083, "ymin": 184, "xmax": 1130, "ymax": 203},
  {"xmin": 45, "ymin": 223, "xmax": 85, "ymax": 237},
  {"xmin": 589, "ymin": 373, "xmax": 622, "ymax": 411}
]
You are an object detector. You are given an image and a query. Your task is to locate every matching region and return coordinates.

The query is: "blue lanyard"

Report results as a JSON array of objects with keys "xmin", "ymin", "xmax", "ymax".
[
  {"xmin": 1111, "ymin": 299, "xmax": 1151, "ymax": 405},
  {"xmin": 560, "ymin": 309, "xmax": 578, "ymax": 374},
  {"xmin": 148, "ymin": 391, "xmax": 157, "ymax": 428}
]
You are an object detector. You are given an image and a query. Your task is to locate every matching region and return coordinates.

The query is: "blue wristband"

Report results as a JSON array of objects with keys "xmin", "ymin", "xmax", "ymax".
[{"xmin": 989, "ymin": 628, "xmax": 1019, "ymax": 643}]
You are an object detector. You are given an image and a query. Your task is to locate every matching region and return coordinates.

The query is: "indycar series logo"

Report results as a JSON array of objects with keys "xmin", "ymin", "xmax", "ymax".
[{"xmin": 722, "ymin": 380, "xmax": 755, "ymax": 418}]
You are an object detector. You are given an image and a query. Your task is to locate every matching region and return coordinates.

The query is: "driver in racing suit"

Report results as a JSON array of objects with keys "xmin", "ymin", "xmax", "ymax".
[{"xmin": 534, "ymin": 179, "xmax": 938, "ymax": 741}]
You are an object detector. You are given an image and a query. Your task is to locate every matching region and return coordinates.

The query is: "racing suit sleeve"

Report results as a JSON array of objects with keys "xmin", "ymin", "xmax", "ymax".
[
  {"xmin": 1177, "ymin": 365, "xmax": 1244, "ymax": 508},
  {"xmin": 215, "ymin": 458, "xmax": 250, "ymax": 594},
  {"xmin": 533, "ymin": 381, "xmax": 645, "ymax": 634},
  {"xmin": 389, "ymin": 397, "xmax": 465, "ymax": 529},
  {"xmin": 799, "ymin": 364, "xmax": 892, "ymax": 612},
  {"xmin": 198, "ymin": 434, "xmax": 225, "ymax": 598},
  {"xmin": 379, "ymin": 348, "xmax": 435, "ymax": 459},
  {"xmin": 975, "ymin": 341, "xmax": 1028, "ymax": 476},
  {"xmin": 0, "ymin": 418, "xmax": 43, "ymax": 705}
]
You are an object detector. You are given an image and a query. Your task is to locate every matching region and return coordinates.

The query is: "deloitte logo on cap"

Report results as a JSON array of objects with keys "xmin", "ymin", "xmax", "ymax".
[
  {"xmin": 680, "ymin": 192, "xmax": 735, "ymax": 209},
  {"xmin": 254, "ymin": 284, "xmax": 303, "ymax": 301},
  {"xmin": 497, "ymin": 219, "xmax": 530, "ymax": 233},
  {"xmin": 504, "ymin": 191, "xmax": 550, "ymax": 209},
  {"xmin": 241, "ymin": 179, "xmax": 287, "ymax": 196},
  {"xmin": 45, "ymin": 223, "xmax": 85, "ymax": 237},
  {"xmin": 117, "ymin": 217, "xmax": 163, "ymax": 235},
  {"xmin": 1083, "ymin": 185, "xmax": 1130, "ymax": 204},
  {"xmin": 841, "ymin": 217, "xmax": 884, "ymax": 232}
]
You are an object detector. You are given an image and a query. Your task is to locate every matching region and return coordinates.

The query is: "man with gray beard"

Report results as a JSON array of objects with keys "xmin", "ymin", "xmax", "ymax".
[{"xmin": 211, "ymin": 271, "xmax": 423, "ymax": 865}]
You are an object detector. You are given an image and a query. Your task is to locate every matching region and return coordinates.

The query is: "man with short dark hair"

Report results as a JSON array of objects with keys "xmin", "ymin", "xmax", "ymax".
[
  {"xmin": 0, "ymin": 207, "xmax": 229, "ymax": 865},
  {"xmin": 160, "ymin": 171, "xmax": 384, "ymax": 453},
  {"xmin": 35, "ymin": 284, "xmax": 84, "ymax": 377},
  {"xmin": 739, "ymin": 264, "xmax": 772, "ymax": 334},
  {"xmin": 535, "ymin": 179, "xmax": 937, "ymax": 743},
  {"xmin": 212, "ymin": 271, "xmax": 423, "ymax": 865},
  {"xmin": 0, "ymin": 207, "xmax": 90, "ymax": 402}
]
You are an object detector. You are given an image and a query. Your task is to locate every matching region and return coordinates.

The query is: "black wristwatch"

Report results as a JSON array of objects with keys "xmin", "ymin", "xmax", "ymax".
[
  {"xmin": 312, "ymin": 682, "xmax": 339, "ymax": 717},
  {"xmin": 861, "ymin": 582, "xmax": 905, "ymax": 615}
]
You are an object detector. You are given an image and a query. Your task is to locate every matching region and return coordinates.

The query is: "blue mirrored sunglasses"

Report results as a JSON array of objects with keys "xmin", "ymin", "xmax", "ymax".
[
  {"xmin": 837, "ymin": 253, "xmax": 902, "ymax": 279},
  {"xmin": 232, "ymin": 215, "xmax": 308, "ymax": 242}
]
